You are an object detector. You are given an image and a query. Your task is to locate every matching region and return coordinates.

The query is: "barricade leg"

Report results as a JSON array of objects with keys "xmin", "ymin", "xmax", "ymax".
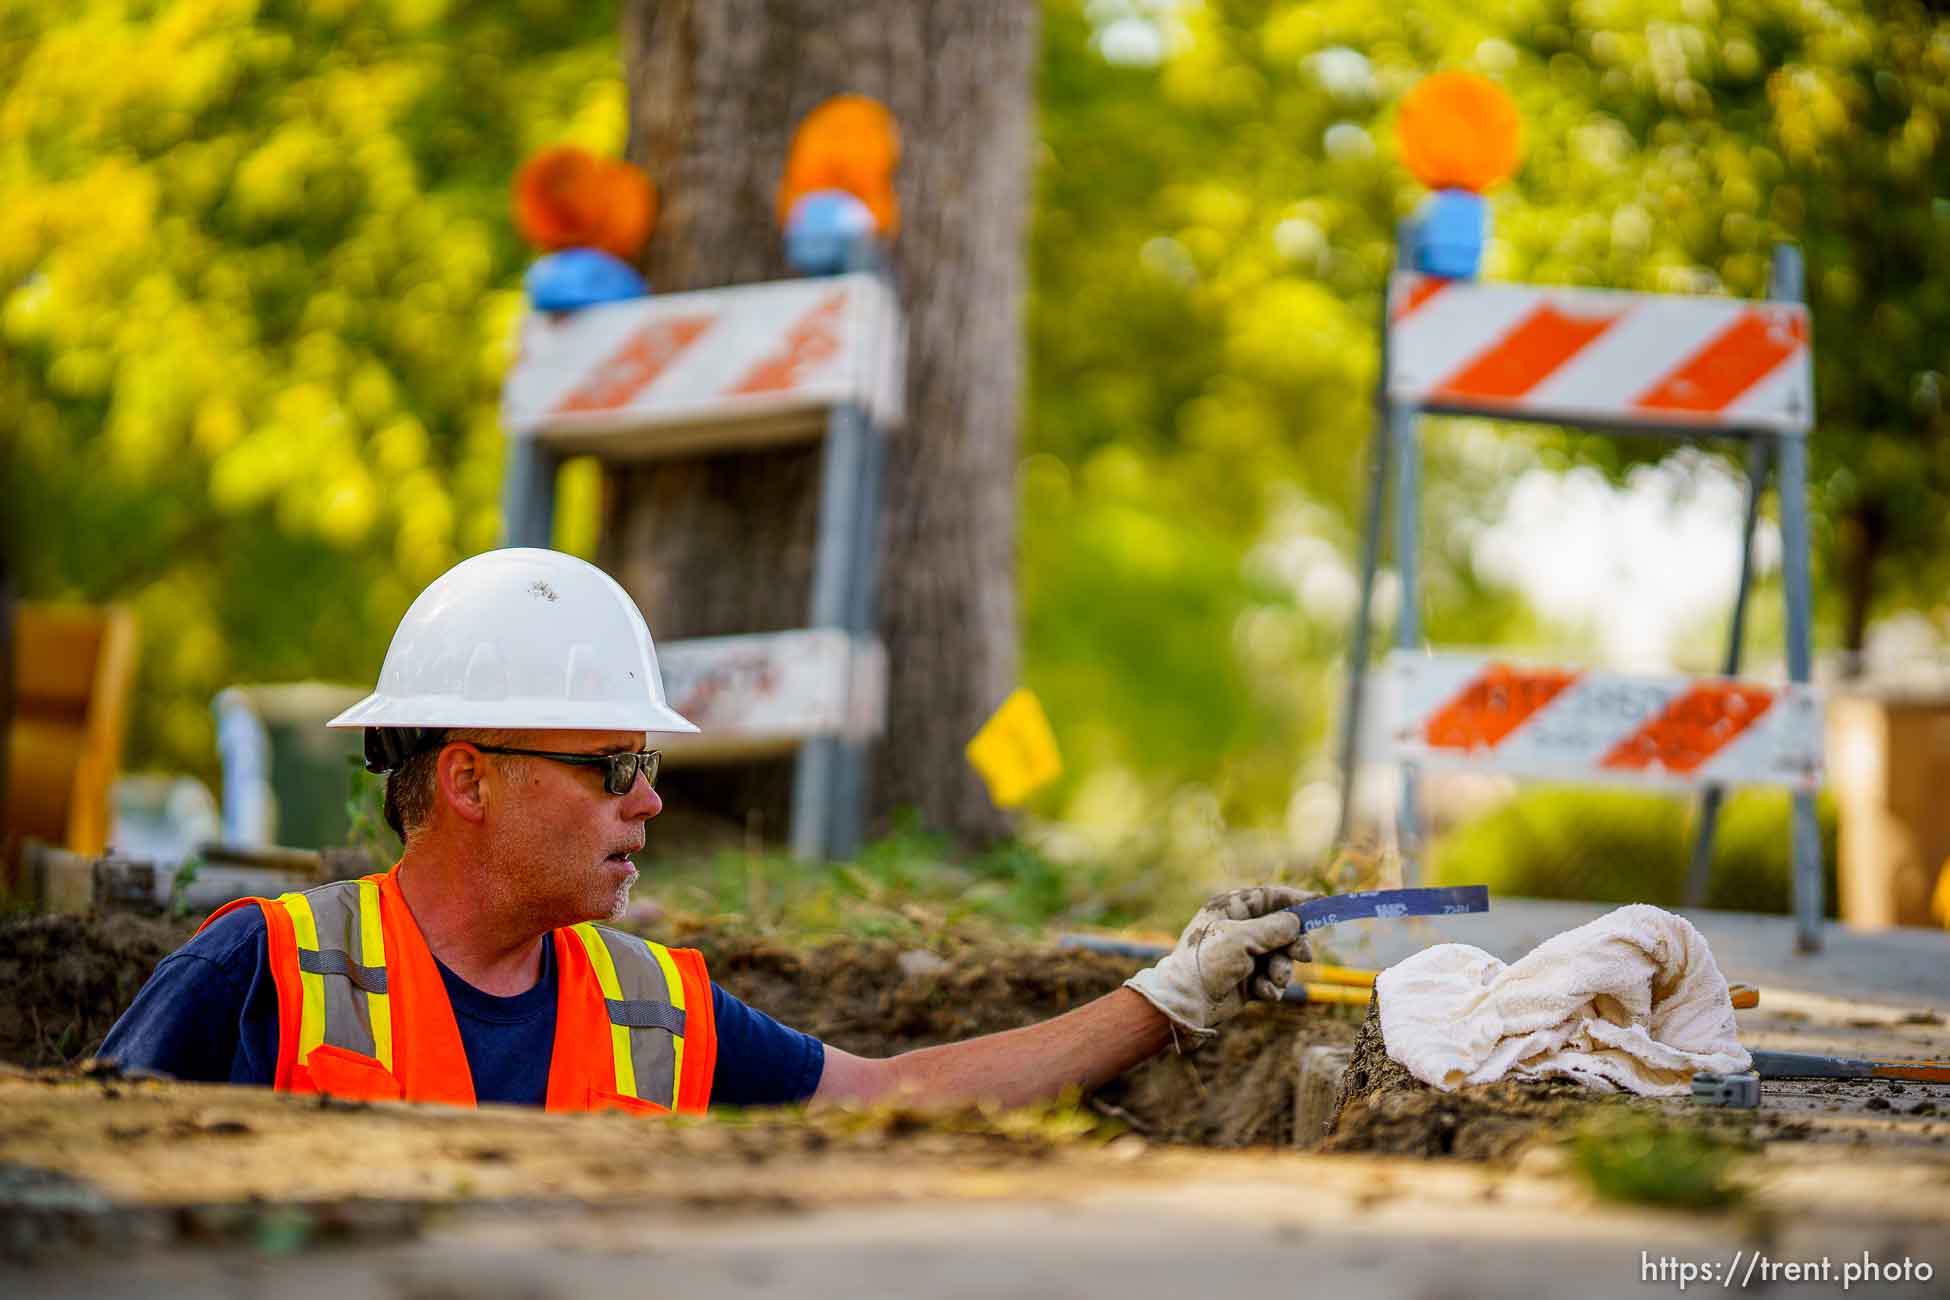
[
  {"xmin": 1335, "ymin": 412, "xmax": 1394, "ymax": 849},
  {"xmin": 1390, "ymin": 401, "xmax": 1424, "ymax": 879},
  {"xmin": 791, "ymin": 403, "xmax": 869, "ymax": 861},
  {"xmin": 1775, "ymin": 432, "xmax": 1824, "ymax": 952},
  {"xmin": 824, "ymin": 413, "xmax": 886, "ymax": 861},
  {"xmin": 1686, "ymin": 437, "xmax": 1774, "ymax": 906},
  {"xmin": 501, "ymin": 436, "xmax": 558, "ymax": 549}
]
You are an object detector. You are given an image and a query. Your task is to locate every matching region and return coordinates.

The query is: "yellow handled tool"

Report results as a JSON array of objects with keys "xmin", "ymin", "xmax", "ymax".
[
  {"xmin": 1284, "ymin": 982, "xmax": 1372, "ymax": 1007},
  {"xmin": 1060, "ymin": 935, "xmax": 1762, "ymax": 1009},
  {"xmin": 1299, "ymin": 963, "xmax": 1376, "ymax": 988}
]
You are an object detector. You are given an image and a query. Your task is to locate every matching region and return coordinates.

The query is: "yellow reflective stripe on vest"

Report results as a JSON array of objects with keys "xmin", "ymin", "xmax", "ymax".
[
  {"xmin": 571, "ymin": 923, "xmax": 638, "ymax": 1100},
  {"xmin": 278, "ymin": 881, "xmax": 392, "ymax": 1072},
  {"xmin": 645, "ymin": 939, "xmax": 686, "ymax": 1106},
  {"xmin": 278, "ymin": 892, "xmax": 327, "ymax": 1066},
  {"xmin": 356, "ymin": 878, "xmax": 392, "ymax": 1070}
]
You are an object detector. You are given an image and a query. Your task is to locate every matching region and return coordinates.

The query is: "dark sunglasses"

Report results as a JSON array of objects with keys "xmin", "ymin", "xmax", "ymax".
[{"xmin": 464, "ymin": 744, "xmax": 660, "ymax": 795}]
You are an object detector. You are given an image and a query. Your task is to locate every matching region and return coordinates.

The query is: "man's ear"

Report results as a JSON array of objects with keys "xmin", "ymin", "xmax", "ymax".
[{"xmin": 435, "ymin": 743, "xmax": 491, "ymax": 825}]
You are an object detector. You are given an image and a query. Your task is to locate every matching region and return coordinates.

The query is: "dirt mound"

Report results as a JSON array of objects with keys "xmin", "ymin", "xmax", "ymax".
[
  {"xmin": 1321, "ymin": 994, "xmax": 1609, "ymax": 1160},
  {"xmin": 0, "ymin": 914, "xmax": 192, "ymax": 1067},
  {"xmin": 674, "ymin": 921, "xmax": 1359, "ymax": 1146}
]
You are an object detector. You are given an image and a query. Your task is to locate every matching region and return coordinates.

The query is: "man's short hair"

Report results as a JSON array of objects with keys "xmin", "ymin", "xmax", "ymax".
[
  {"xmin": 384, "ymin": 732, "xmax": 446, "ymax": 841},
  {"xmin": 384, "ymin": 729, "xmax": 515, "ymax": 840}
]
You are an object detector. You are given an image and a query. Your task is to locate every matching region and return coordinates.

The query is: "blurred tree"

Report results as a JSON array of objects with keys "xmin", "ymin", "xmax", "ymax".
[
  {"xmin": 1, "ymin": 522, "xmax": 12, "ymax": 856},
  {"xmin": 1023, "ymin": 1, "xmax": 1550, "ymax": 838},
  {"xmin": 1492, "ymin": 0, "xmax": 1950, "ymax": 672},
  {"xmin": 1, "ymin": 0, "xmax": 623, "ymax": 779},
  {"xmin": 1021, "ymin": 0, "xmax": 1950, "ymax": 843},
  {"xmin": 609, "ymin": 0, "xmax": 1037, "ymax": 844},
  {"xmin": 4, "ymin": 0, "xmax": 1944, "ymax": 852}
]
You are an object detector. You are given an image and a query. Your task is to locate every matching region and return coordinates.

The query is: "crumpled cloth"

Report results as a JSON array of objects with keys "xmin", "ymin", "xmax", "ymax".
[{"xmin": 1375, "ymin": 903, "xmax": 1751, "ymax": 1096}]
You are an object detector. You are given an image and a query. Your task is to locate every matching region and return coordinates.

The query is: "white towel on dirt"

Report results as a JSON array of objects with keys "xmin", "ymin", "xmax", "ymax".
[{"xmin": 1375, "ymin": 903, "xmax": 1750, "ymax": 1096}]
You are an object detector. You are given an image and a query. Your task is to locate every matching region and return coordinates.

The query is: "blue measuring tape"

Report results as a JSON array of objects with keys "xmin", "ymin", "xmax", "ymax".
[
  {"xmin": 1056, "ymin": 884, "xmax": 1492, "ymax": 961},
  {"xmin": 1287, "ymin": 885, "xmax": 1490, "ymax": 933}
]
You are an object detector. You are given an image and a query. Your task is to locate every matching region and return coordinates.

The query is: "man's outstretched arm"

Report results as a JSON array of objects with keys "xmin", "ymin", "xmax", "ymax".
[
  {"xmin": 810, "ymin": 886, "xmax": 1315, "ymax": 1109},
  {"xmin": 814, "ymin": 986, "xmax": 1171, "ymax": 1108}
]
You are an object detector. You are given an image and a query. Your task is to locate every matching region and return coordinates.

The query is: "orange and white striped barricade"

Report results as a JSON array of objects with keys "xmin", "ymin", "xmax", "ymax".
[
  {"xmin": 1386, "ymin": 275, "xmax": 1811, "ymax": 434},
  {"xmin": 655, "ymin": 630, "xmax": 887, "ymax": 763},
  {"xmin": 502, "ymin": 273, "xmax": 903, "ymax": 459},
  {"xmin": 1381, "ymin": 653, "xmax": 1823, "ymax": 794},
  {"xmin": 1335, "ymin": 242, "xmax": 1825, "ymax": 950},
  {"xmin": 499, "ymin": 272, "xmax": 905, "ymax": 861}
]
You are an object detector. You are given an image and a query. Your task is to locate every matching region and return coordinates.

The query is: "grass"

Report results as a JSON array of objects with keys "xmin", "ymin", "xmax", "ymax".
[
  {"xmin": 1568, "ymin": 1110, "xmax": 1750, "ymax": 1211},
  {"xmin": 631, "ymin": 809, "xmax": 1386, "ymax": 956},
  {"xmin": 637, "ymin": 812, "xmax": 1212, "ymax": 946}
]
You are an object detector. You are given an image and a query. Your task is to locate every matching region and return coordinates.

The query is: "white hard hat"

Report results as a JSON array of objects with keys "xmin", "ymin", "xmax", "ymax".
[{"xmin": 328, "ymin": 547, "xmax": 698, "ymax": 737}]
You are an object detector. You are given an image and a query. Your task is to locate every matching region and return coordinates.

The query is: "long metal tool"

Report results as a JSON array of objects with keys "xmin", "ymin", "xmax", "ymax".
[
  {"xmin": 1286, "ymin": 885, "xmax": 1489, "ymax": 933},
  {"xmin": 1059, "ymin": 886, "xmax": 1490, "ymax": 960},
  {"xmin": 1749, "ymin": 1050, "xmax": 1950, "ymax": 1085},
  {"xmin": 1060, "ymin": 886, "xmax": 1490, "ymax": 1009}
]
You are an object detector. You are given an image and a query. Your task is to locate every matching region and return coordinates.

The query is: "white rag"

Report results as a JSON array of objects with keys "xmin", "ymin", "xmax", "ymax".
[{"xmin": 1375, "ymin": 903, "xmax": 1751, "ymax": 1096}]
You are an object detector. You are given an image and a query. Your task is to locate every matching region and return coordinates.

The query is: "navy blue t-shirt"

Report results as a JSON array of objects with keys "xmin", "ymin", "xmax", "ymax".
[{"xmin": 99, "ymin": 908, "xmax": 825, "ymax": 1108}]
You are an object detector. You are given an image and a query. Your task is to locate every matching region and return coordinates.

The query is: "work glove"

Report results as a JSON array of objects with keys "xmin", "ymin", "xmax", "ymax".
[{"xmin": 1124, "ymin": 885, "xmax": 1318, "ymax": 1047}]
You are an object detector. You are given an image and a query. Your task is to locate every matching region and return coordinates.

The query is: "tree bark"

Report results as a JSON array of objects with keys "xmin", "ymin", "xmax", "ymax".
[
  {"xmin": 611, "ymin": 0, "xmax": 1034, "ymax": 844},
  {"xmin": 0, "ymin": 543, "xmax": 13, "ymax": 884},
  {"xmin": 1836, "ymin": 500, "xmax": 1886, "ymax": 680}
]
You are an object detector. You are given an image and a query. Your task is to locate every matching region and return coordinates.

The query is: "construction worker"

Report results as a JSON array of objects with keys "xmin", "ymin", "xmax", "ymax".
[{"xmin": 102, "ymin": 549, "xmax": 1313, "ymax": 1112}]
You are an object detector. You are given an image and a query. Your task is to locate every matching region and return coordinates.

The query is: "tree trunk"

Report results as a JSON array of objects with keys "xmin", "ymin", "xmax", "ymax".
[
  {"xmin": 1836, "ymin": 500, "xmax": 1886, "ymax": 681},
  {"xmin": 0, "ymin": 542, "xmax": 13, "ymax": 884},
  {"xmin": 610, "ymin": 0, "xmax": 1034, "ymax": 845}
]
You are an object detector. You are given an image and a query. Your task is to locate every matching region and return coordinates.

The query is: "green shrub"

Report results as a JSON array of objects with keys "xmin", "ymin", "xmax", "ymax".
[
  {"xmin": 1429, "ymin": 786, "xmax": 1838, "ymax": 915},
  {"xmin": 1570, "ymin": 1111, "xmax": 1748, "ymax": 1210},
  {"xmin": 643, "ymin": 811, "xmax": 1189, "ymax": 943}
]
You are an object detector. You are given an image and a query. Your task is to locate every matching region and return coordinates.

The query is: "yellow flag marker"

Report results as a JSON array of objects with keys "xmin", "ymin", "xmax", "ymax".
[{"xmin": 966, "ymin": 688, "xmax": 1063, "ymax": 808}]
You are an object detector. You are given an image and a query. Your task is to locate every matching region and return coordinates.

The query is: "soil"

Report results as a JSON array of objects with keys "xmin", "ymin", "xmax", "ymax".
[
  {"xmin": 0, "ymin": 911, "xmax": 1359, "ymax": 1149},
  {"xmin": 1321, "ymin": 993, "xmax": 1618, "ymax": 1160},
  {"xmin": 0, "ymin": 913, "xmax": 194, "ymax": 1066},
  {"xmin": 676, "ymin": 920, "xmax": 1361, "ymax": 1146},
  {"xmin": 5, "ymin": 912, "xmax": 1950, "ymax": 1294}
]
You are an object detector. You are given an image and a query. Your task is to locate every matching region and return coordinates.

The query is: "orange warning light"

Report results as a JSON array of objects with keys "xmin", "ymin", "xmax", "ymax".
[
  {"xmin": 1397, "ymin": 72, "xmax": 1522, "ymax": 193},
  {"xmin": 777, "ymin": 94, "xmax": 900, "ymax": 237},
  {"xmin": 514, "ymin": 147, "xmax": 658, "ymax": 261}
]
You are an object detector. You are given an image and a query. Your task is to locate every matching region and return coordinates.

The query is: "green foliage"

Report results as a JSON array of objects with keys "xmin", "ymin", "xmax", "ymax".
[
  {"xmin": 1, "ymin": 0, "xmax": 624, "ymax": 778},
  {"xmin": 167, "ymin": 855, "xmax": 203, "ymax": 919},
  {"xmin": 1028, "ymin": 0, "xmax": 1950, "ymax": 841},
  {"xmin": 646, "ymin": 814, "xmax": 1195, "ymax": 943},
  {"xmin": 1570, "ymin": 1110, "xmax": 1748, "ymax": 1210},
  {"xmin": 342, "ymin": 754, "xmax": 400, "ymax": 866},
  {"xmin": 6, "ymin": 0, "xmax": 1946, "ymax": 867},
  {"xmin": 1428, "ymin": 786, "xmax": 1838, "ymax": 914}
]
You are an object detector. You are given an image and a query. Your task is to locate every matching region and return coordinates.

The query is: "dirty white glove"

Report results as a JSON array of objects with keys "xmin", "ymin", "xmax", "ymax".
[{"xmin": 1124, "ymin": 886, "xmax": 1317, "ymax": 1046}]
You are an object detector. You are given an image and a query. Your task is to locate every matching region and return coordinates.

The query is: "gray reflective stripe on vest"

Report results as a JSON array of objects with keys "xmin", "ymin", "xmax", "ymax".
[
  {"xmin": 606, "ymin": 999, "xmax": 686, "ymax": 1035},
  {"xmin": 300, "ymin": 881, "xmax": 381, "ymax": 1060},
  {"xmin": 298, "ymin": 947, "xmax": 389, "ymax": 995},
  {"xmin": 590, "ymin": 925, "xmax": 681, "ymax": 1108}
]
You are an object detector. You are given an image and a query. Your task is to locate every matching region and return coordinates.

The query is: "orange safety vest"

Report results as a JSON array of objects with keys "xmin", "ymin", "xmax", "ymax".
[{"xmin": 199, "ymin": 868, "xmax": 716, "ymax": 1114}]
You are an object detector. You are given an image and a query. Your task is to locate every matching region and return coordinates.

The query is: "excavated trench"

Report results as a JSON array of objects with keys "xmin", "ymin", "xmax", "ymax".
[
  {"xmin": 1, "ymin": 911, "xmax": 1372, "ymax": 1149},
  {"xmin": 0, "ymin": 911, "xmax": 1661, "ymax": 1163}
]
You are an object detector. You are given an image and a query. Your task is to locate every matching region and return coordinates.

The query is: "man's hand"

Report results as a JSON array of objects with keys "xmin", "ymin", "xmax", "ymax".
[{"xmin": 1123, "ymin": 885, "xmax": 1318, "ymax": 1046}]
